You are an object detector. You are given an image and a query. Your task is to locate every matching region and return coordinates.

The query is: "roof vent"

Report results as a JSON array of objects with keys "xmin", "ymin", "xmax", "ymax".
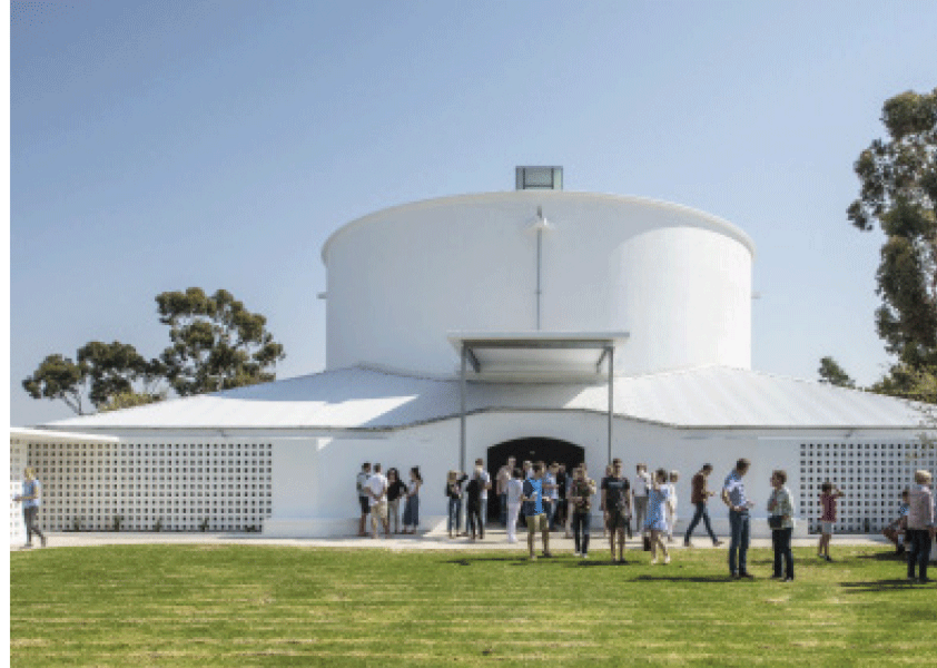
[{"xmin": 516, "ymin": 166, "xmax": 563, "ymax": 190}]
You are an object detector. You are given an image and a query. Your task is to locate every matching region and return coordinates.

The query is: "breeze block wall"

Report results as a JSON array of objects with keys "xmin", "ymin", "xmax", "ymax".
[{"xmin": 26, "ymin": 437, "xmax": 273, "ymax": 532}]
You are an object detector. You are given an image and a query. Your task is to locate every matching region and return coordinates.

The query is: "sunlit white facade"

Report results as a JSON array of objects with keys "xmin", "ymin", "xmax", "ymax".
[{"xmin": 16, "ymin": 179, "xmax": 934, "ymax": 540}]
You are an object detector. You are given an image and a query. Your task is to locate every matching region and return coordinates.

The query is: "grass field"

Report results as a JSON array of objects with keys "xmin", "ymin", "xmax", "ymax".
[{"xmin": 9, "ymin": 543, "xmax": 936, "ymax": 667}]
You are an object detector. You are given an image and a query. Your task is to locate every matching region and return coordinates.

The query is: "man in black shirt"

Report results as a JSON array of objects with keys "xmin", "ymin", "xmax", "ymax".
[{"xmin": 601, "ymin": 458, "xmax": 631, "ymax": 563}]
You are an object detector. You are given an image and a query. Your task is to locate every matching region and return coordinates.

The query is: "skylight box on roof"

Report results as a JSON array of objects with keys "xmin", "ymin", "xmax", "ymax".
[{"xmin": 516, "ymin": 166, "xmax": 563, "ymax": 190}]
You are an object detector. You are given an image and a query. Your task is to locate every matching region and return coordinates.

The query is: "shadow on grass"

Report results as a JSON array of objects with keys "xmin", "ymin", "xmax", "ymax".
[
  {"xmin": 853, "ymin": 550, "xmax": 907, "ymax": 562},
  {"xmin": 840, "ymin": 579, "xmax": 932, "ymax": 593},
  {"xmin": 445, "ymin": 556, "xmax": 557, "ymax": 567},
  {"xmin": 445, "ymin": 555, "xmax": 627, "ymax": 568},
  {"xmin": 632, "ymin": 574, "xmax": 734, "ymax": 584}
]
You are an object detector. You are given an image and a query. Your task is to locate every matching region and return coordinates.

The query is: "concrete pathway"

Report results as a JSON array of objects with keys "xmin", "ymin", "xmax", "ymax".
[{"xmin": 13, "ymin": 528, "xmax": 897, "ymax": 552}]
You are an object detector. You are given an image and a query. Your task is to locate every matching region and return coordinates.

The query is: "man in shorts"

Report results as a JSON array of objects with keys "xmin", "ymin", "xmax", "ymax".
[
  {"xmin": 366, "ymin": 463, "xmax": 389, "ymax": 539},
  {"xmin": 602, "ymin": 458, "xmax": 631, "ymax": 563},
  {"xmin": 356, "ymin": 462, "xmax": 372, "ymax": 536},
  {"xmin": 521, "ymin": 463, "xmax": 552, "ymax": 560}
]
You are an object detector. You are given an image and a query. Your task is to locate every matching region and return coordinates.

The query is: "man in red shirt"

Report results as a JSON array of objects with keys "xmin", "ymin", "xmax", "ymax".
[{"xmin": 683, "ymin": 464, "xmax": 722, "ymax": 547}]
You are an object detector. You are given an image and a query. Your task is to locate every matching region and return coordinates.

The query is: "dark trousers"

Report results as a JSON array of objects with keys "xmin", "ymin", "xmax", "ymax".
[
  {"xmin": 24, "ymin": 506, "xmax": 45, "ymax": 545},
  {"xmin": 467, "ymin": 505, "xmax": 483, "ymax": 538},
  {"xmin": 772, "ymin": 527, "xmax": 794, "ymax": 579},
  {"xmin": 572, "ymin": 511, "xmax": 591, "ymax": 555},
  {"xmin": 728, "ymin": 510, "xmax": 750, "ymax": 575},
  {"xmin": 684, "ymin": 502, "xmax": 719, "ymax": 543},
  {"xmin": 907, "ymin": 529, "xmax": 932, "ymax": 580}
]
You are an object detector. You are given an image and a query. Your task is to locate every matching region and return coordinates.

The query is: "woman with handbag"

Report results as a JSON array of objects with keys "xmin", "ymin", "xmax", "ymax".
[{"xmin": 767, "ymin": 470, "xmax": 795, "ymax": 582}]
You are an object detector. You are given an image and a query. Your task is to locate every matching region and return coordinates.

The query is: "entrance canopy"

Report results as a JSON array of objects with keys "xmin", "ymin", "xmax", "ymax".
[
  {"xmin": 448, "ymin": 332, "xmax": 628, "ymax": 470},
  {"xmin": 447, "ymin": 331, "xmax": 629, "ymax": 380}
]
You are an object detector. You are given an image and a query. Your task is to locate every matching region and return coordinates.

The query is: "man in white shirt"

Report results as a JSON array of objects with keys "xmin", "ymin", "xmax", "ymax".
[
  {"xmin": 496, "ymin": 456, "xmax": 516, "ymax": 526},
  {"xmin": 366, "ymin": 463, "xmax": 389, "ymax": 539},
  {"xmin": 474, "ymin": 457, "xmax": 492, "ymax": 532}
]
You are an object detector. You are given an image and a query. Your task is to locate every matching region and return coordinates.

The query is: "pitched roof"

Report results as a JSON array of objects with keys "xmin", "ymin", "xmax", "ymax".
[{"xmin": 43, "ymin": 365, "xmax": 927, "ymax": 432}]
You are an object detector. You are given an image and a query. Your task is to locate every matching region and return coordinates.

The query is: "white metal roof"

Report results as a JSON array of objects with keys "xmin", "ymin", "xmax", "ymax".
[
  {"xmin": 40, "ymin": 365, "xmax": 927, "ymax": 433},
  {"xmin": 10, "ymin": 427, "xmax": 121, "ymax": 444}
]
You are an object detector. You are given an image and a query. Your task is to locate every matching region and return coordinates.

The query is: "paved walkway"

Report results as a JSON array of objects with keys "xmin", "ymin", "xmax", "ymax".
[{"xmin": 14, "ymin": 528, "xmax": 896, "ymax": 552}]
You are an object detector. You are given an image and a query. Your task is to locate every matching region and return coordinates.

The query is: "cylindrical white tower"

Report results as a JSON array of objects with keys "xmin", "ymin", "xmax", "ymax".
[{"xmin": 321, "ymin": 190, "xmax": 754, "ymax": 377}]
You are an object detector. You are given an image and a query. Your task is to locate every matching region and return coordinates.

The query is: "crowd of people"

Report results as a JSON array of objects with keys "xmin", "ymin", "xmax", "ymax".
[{"xmin": 354, "ymin": 457, "xmax": 937, "ymax": 582}]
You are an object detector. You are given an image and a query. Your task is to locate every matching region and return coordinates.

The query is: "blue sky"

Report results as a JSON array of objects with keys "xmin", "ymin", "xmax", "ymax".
[{"xmin": 8, "ymin": 0, "xmax": 937, "ymax": 426}]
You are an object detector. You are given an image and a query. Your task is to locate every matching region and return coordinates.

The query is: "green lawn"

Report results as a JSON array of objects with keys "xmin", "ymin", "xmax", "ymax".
[{"xmin": 9, "ymin": 544, "xmax": 936, "ymax": 667}]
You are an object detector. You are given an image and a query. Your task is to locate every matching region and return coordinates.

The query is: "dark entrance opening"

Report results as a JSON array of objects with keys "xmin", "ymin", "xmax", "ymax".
[{"xmin": 486, "ymin": 437, "xmax": 585, "ymax": 524}]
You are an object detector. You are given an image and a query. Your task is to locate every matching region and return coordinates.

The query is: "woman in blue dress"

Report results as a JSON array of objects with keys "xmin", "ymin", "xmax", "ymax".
[{"xmin": 645, "ymin": 468, "xmax": 672, "ymax": 564}]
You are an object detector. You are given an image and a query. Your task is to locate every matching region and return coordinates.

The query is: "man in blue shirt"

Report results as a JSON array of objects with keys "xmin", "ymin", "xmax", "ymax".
[
  {"xmin": 15, "ymin": 467, "xmax": 47, "ymax": 548},
  {"xmin": 522, "ymin": 463, "xmax": 552, "ymax": 560},
  {"xmin": 721, "ymin": 458, "xmax": 753, "ymax": 578}
]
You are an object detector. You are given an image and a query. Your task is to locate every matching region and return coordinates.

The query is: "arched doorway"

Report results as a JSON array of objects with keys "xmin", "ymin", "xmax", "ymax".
[{"xmin": 486, "ymin": 437, "xmax": 585, "ymax": 524}]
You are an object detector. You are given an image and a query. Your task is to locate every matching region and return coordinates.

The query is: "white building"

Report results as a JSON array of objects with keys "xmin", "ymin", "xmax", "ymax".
[{"xmin": 16, "ymin": 168, "xmax": 935, "ymax": 539}]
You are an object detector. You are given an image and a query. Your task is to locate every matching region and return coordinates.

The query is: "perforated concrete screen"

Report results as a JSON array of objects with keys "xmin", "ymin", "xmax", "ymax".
[
  {"xmin": 27, "ymin": 440, "xmax": 273, "ymax": 532},
  {"xmin": 10, "ymin": 439, "xmax": 27, "ymax": 543},
  {"xmin": 799, "ymin": 440, "xmax": 937, "ymax": 533}
]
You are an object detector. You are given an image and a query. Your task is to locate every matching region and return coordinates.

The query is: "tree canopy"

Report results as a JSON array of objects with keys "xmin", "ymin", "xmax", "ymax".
[
  {"xmin": 156, "ymin": 288, "xmax": 285, "ymax": 396},
  {"xmin": 22, "ymin": 341, "xmax": 160, "ymax": 415},
  {"xmin": 848, "ymin": 88, "xmax": 937, "ymax": 373},
  {"xmin": 818, "ymin": 356, "xmax": 856, "ymax": 389},
  {"xmin": 23, "ymin": 287, "xmax": 286, "ymax": 414}
]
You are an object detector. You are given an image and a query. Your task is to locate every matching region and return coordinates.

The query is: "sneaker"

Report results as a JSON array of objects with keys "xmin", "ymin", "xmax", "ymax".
[
  {"xmin": 582, "ymin": 553, "xmax": 589, "ymax": 559},
  {"xmin": 573, "ymin": 551, "xmax": 581, "ymax": 557},
  {"xmin": 738, "ymin": 572, "xmax": 755, "ymax": 579},
  {"xmin": 542, "ymin": 552, "xmax": 554, "ymax": 558},
  {"xmin": 824, "ymin": 555, "xmax": 833, "ymax": 562},
  {"xmin": 782, "ymin": 576, "xmax": 794, "ymax": 583},
  {"xmin": 650, "ymin": 557, "xmax": 659, "ymax": 565},
  {"xmin": 919, "ymin": 578, "xmax": 931, "ymax": 584},
  {"xmin": 663, "ymin": 555, "xmax": 671, "ymax": 565},
  {"xmin": 713, "ymin": 540, "xmax": 724, "ymax": 547},
  {"xmin": 684, "ymin": 540, "xmax": 693, "ymax": 548},
  {"xmin": 529, "ymin": 554, "xmax": 537, "ymax": 561}
]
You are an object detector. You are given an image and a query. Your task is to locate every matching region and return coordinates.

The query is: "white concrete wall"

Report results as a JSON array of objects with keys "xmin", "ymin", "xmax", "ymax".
[
  {"xmin": 322, "ymin": 191, "xmax": 754, "ymax": 377},
  {"xmin": 262, "ymin": 412, "xmax": 810, "ymax": 538}
]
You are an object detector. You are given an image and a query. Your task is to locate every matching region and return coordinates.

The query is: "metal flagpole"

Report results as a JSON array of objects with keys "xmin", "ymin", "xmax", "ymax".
[
  {"xmin": 607, "ymin": 345, "xmax": 614, "ymax": 464},
  {"xmin": 460, "ymin": 343, "xmax": 467, "ymax": 473}
]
